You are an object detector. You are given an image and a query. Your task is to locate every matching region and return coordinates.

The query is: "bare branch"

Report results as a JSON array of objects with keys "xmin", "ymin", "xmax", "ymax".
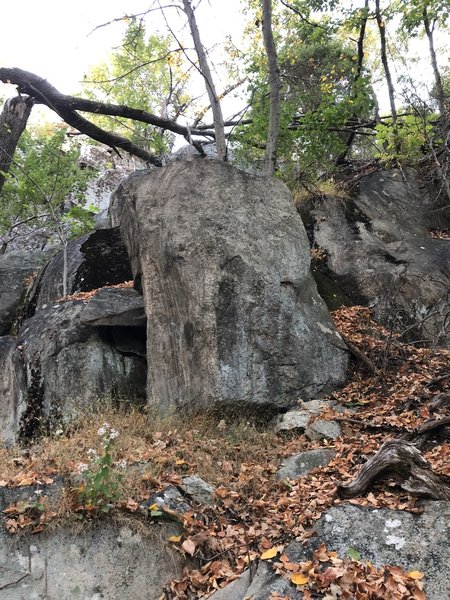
[
  {"xmin": 181, "ymin": 0, "xmax": 227, "ymax": 160},
  {"xmin": 0, "ymin": 68, "xmax": 218, "ymax": 163}
]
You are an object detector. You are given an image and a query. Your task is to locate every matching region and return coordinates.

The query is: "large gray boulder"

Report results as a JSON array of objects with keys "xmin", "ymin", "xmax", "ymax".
[
  {"xmin": 301, "ymin": 169, "xmax": 450, "ymax": 346},
  {"xmin": 111, "ymin": 160, "xmax": 348, "ymax": 414},
  {"xmin": 211, "ymin": 501, "xmax": 450, "ymax": 600},
  {"xmin": 300, "ymin": 501, "xmax": 450, "ymax": 600}
]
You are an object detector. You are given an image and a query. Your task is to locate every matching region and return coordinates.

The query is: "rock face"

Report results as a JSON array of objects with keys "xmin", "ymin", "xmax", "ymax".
[
  {"xmin": 29, "ymin": 227, "xmax": 132, "ymax": 311},
  {"xmin": 0, "ymin": 250, "xmax": 49, "ymax": 335},
  {"xmin": 211, "ymin": 501, "xmax": 450, "ymax": 600},
  {"xmin": 304, "ymin": 502, "xmax": 450, "ymax": 600},
  {"xmin": 301, "ymin": 169, "xmax": 450, "ymax": 346},
  {"xmin": 0, "ymin": 521, "xmax": 183, "ymax": 600},
  {"xmin": 111, "ymin": 160, "xmax": 348, "ymax": 413},
  {"xmin": 0, "ymin": 228, "xmax": 146, "ymax": 445},
  {"xmin": 0, "ymin": 298, "xmax": 147, "ymax": 444}
]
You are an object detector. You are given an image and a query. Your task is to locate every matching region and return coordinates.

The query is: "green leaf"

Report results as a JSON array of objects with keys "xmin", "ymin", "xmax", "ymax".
[{"xmin": 347, "ymin": 546, "xmax": 362, "ymax": 561}]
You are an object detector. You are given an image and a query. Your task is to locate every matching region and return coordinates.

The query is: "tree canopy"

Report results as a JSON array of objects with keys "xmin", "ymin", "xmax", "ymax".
[{"xmin": 0, "ymin": 0, "xmax": 449, "ymax": 201}]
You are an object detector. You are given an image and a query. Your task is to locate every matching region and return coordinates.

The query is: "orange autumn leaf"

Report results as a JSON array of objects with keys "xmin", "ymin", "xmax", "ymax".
[
  {"xmin": 407, "ymin": 570, "xmax": 424, "ymax": 580},
  {"xmin": 291, "ymin": 572, "xmax": 309, "ymax": 585},
  {"xmin": 168, "ymin": 535, "xmax": 182, "ymax": 543},
  {"xmin": 261, "ymin": 546, "xmax": 279, "ymax": 560}
]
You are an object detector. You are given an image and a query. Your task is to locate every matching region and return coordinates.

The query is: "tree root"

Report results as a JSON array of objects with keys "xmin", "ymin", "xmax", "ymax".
[{"xmin": 337, "ymin": 438, "xmax": 450, "ymax": 501}]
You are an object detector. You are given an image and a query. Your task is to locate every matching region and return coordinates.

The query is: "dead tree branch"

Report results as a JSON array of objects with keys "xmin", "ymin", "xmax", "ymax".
[
  {"xmin": 0, "ymin": 68, "xmax": 217, "ymax": 164},
  {"xmin": 337, "ymin": 438, "xmax": 450, "ymax": 501}
]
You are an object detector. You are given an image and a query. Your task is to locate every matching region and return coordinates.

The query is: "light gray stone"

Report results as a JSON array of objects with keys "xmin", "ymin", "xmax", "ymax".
[
  {"xmin": 208, "ymin": 561, "xmax": 302, "ymax": 600},
  {"xmin": 306, "ymin": 419, "xmax": 342, "ymax": 440},
  {"xmin": 180, "ymin": 475, "xmax": 215, "ymax": 505},
  {"xmin": 302, "ymin": 502, "xmax": 450, "ymax": 600},
  {"xmin": 297, "ymin": 398, "xmax": 337, "ymax": 414},
  {"xmin": 206, "ymin": 569, "xmax": 252, "ymax": 600},
  {"xmin": 277, "ymin": 448, "xmax": 336, "ymax": 480},
  {"xmin": 142, "ymin": 485, "xmax": 192, "ymax": 516},
  {"xmin": 112, "ymin": 161, "xmax": 348, "ymax": 414},
  {"xmin": 0, "ymin": 521, "xmax": 183, "ymax": 600},
  {"xmin": 272, "ymin": 410, "xmax": 311, "ymax": 433}
]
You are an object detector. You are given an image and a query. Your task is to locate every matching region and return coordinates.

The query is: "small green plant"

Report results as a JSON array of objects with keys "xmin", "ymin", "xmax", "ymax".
[{"xmin": 77, "ymin": 423, "xmax": 124, "ymax": 512}]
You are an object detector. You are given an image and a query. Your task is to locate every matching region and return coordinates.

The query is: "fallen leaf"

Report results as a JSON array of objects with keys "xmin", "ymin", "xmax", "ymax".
[
  {"xmin": 291, "ymin": 573, "xmax": 309, "ymax": 585},
  {"xmin": 347, "ymin": 546, "xmax": 361, "ymax": 561},
  {"xmin": 168, "ymin": 535, "xmax": 182, "ymax": 543},
  {"xmin": 261, "ymin": 546, "xmax": 279, "ymax": 560},
  {"xmin": 407, "ymin": 570, "xmax": 424, "ymax": 580},
  {"xmin": 182, "ymin": 538, "xmax": 196, "ymax": 556}
]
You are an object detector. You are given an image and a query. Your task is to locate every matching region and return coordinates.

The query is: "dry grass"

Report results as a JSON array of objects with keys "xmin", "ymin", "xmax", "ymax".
[
  {"xmin": 0, "ymin": 402, "xmax": 289, "ymax": 502},
  {"xmin": 293, "ymin": 178, "xmax": 349, "ymax": 206}
]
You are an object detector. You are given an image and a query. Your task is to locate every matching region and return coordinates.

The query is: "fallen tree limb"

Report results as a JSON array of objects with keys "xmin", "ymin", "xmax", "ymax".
[
  {"xmin": 425, "ymin": 373, "xmax": 450, "ymax": 388},
  {"xmin": 415, "ymin": 415, "xmax": 450, "ymax": 436},
  {"xmin": 0, "ymin": 68, "xmax": 218, "ymax": 163},
  {"xmin": 336, "ymin": 438, "xmax": 450, "ymax": 500},
  {"xmin": 429, "ymin": 393, "xmax": 450, "ymax": 413}
]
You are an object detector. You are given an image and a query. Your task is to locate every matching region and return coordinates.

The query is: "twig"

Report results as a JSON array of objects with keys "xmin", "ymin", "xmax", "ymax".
[
  {"xmin": 340, "ymin": 334, "xmax": 379, "ymax": 375},
  {"xmin": 334, "ymin": 416, "xmax": 403, "ymax": 433},
  {"xmin": 425, "ymin": 374, "xmax": 450, "ymax": 388}
]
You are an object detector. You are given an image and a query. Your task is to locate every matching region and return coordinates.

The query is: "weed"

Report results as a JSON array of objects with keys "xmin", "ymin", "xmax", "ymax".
[{"xmin": 76, "ymin": 423, "xmax": 123, "ymax": 512}]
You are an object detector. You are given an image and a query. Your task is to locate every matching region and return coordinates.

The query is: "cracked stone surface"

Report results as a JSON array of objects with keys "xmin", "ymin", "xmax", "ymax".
[{"xmin": 0, "ymin": 522, "xmax": 183, "ymax": 599}]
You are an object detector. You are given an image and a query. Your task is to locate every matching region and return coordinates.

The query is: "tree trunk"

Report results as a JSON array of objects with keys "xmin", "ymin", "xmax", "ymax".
[
  {"xmin": 375, "ymin": 0, "xmax": 397, "ymax": 125},
  {"xmin": 62, "ymin": 241, "xmax": 68, "ymax": 297},
  {"xmin": 336, "ymin": 0, "xmax": 369, "ymax": 164},
  {"xmin": 181, "ymin": 0, "xmax": 227, "ymax": 161},
  {"xmin": 0, "ymin": 96, "xmax": 33, "ymax": 194},
  {"xmin": 262, "ymin": 0, "xmax": 281, "ymax": 176},
  {"xmin": 423, "ymin": 7, "xmax": 447, "ymax": 118}
]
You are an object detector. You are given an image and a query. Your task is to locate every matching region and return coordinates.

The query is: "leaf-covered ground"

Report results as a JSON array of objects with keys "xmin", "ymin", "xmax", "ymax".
[{"xmin": 0, "ymin": 306, "xmax": 448, "ymax": 599}]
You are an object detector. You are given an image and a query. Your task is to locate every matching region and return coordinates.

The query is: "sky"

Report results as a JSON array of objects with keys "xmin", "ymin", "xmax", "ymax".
[{"xmin": 0, "ymin": 0, "xmax": 246, "ymax": 121}]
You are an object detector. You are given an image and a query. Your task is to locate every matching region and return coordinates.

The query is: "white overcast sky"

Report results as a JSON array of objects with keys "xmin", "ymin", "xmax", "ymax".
[{"xmin": 0, "ymin": 0, "xmax": 246, "ymax": 113}]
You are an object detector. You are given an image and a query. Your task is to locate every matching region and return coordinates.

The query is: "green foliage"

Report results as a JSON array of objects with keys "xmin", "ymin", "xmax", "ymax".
[
  {"xmin": 347, "ymin": 546, "xmax": 362, "ymax": 561},
  {"xmin": 375, "ymin": 114, "xmax": 433, "ymax": 163},
  {"xmin": 234, "ymin": 2, "xmax": 375, "ymax": 185},
  {"xmin": 396, "ymin": 0, "xmax": 450, "ymax": 35},
  {"xmin": 0, "ymin": 125, "xmax": 96, "ymax": 240},
  {"xmin": 77, "ymin": 423, "xmax": 123, "ymax": 512},
  {"xmin": 83, "ymin": 19, "xmax": 191, "ymax": 156}
]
